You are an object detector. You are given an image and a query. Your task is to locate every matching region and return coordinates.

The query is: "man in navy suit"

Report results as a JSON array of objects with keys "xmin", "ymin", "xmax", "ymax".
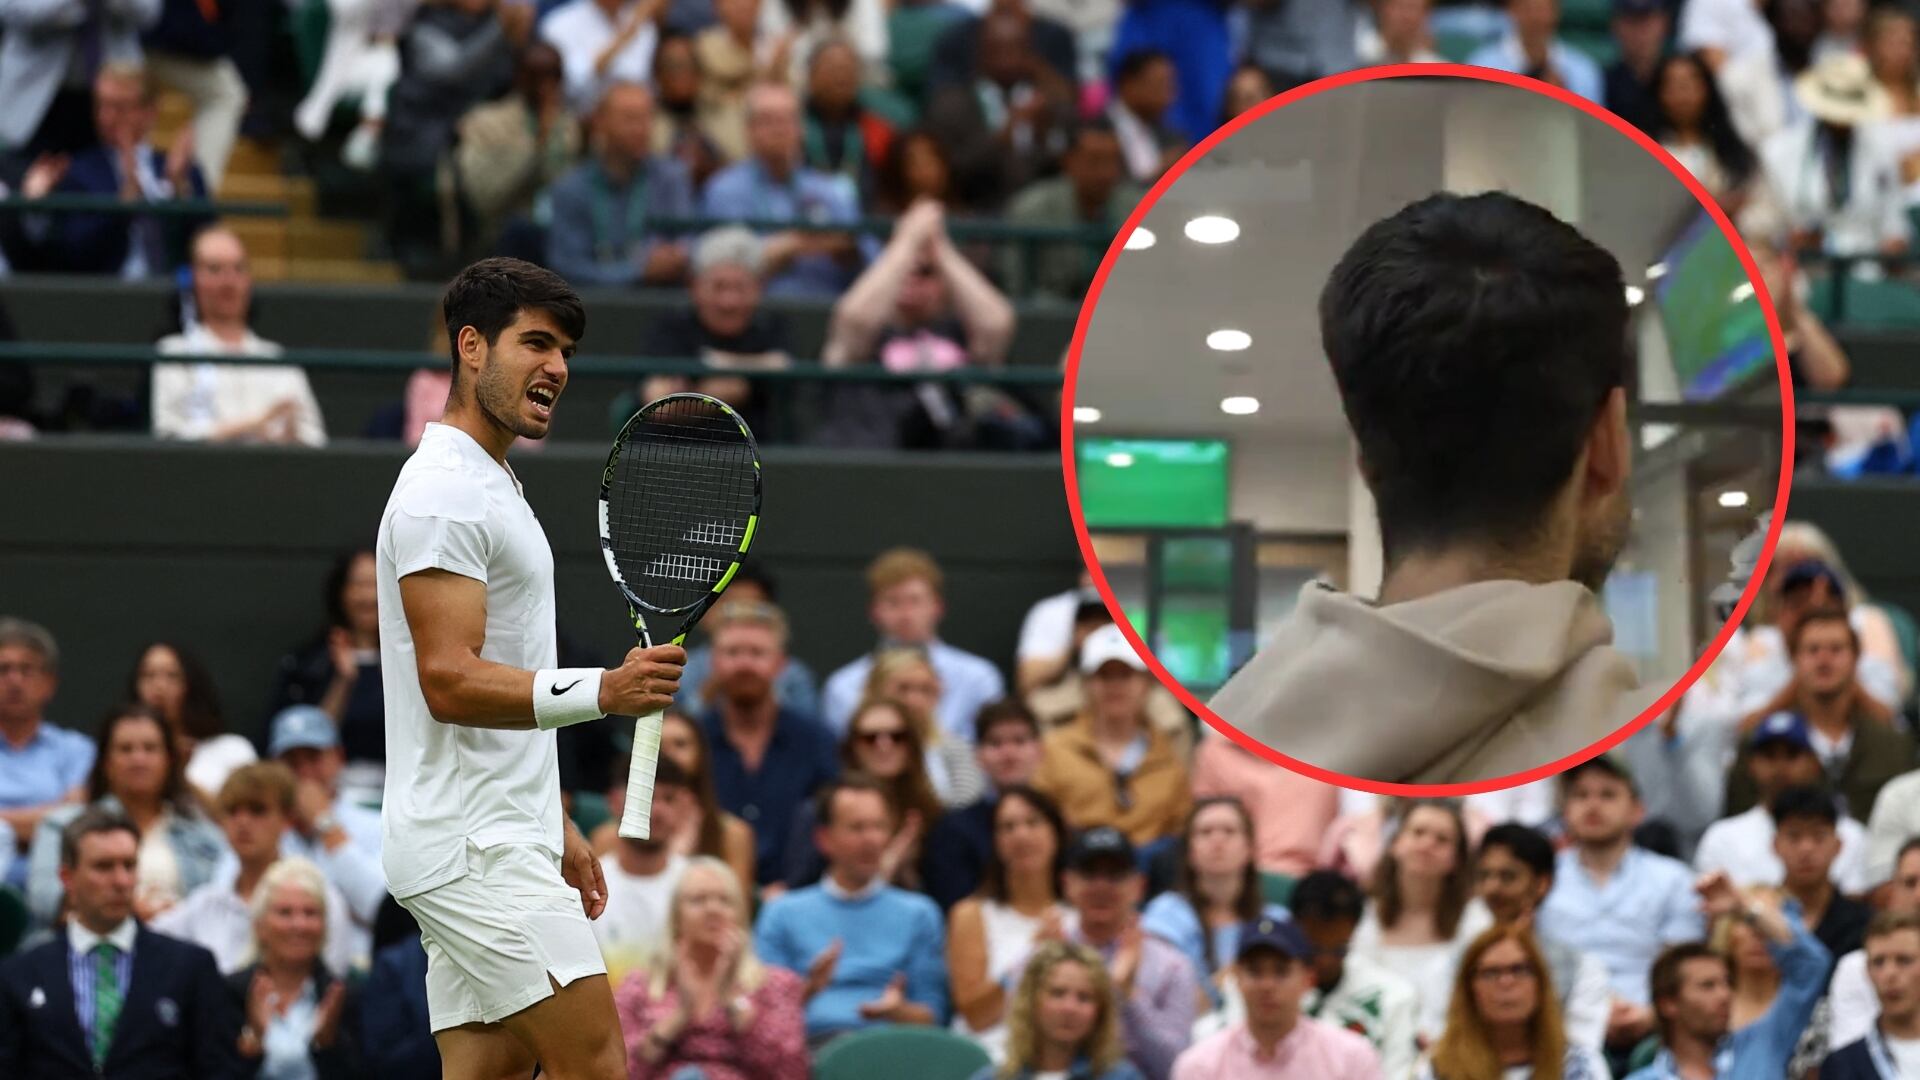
[{"xmin": 0, "ymin": 806, "xmax": 246, "ymax": 1079}]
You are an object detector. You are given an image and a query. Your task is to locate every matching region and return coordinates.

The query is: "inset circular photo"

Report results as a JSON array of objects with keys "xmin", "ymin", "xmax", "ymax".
[{"xmin": 1064, "ymin": 67, "xmax": 1792, "ymax": 792}]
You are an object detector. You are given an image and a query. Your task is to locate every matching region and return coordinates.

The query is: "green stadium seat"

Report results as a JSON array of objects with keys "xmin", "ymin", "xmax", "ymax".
[
  {"xmin": 888, "ymin": 6, "xmax": 969, "ymax": 105},
  {"xmin": 1259, "ymin": 871, "xmax": 1297, "ymax": 909},
  {"xmin": 572, "ymin": 792, "xmax": 612, "ymax": 837},
  {"xmin": 1627, "ymin": 1033, "xmax": 1661, "ymax": 1073},
  {"xmin": 1561, "ymin": 0, "xmax": 1613, "ymax": 33},
  {"xmin": 1434, "ymin": 29, "xmax": 1491, "ymax": 63},
  {"xmin": 1810, "ymin": 275, "xmax": 1920, "ymax": 329},
  {"xmin": 0, "ymin": 885, "xmax": 27, "ymax": 957},
  {"xmin": 1879, "ymin": 602, "xmax": 1920, "ymax": 704},
  {"xmin": 816, "ymin": 1025, "xmax": 992, "ymax": 1080},
  {"xmin": 1563, "ymin": 30, "xmax": 1620, "ymax": 68}
]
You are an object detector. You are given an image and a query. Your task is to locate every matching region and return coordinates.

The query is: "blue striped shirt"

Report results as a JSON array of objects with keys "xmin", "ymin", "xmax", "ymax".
[{"xmin": 67, "ymin": 919, "xmax": 137, "ymax": 1051}]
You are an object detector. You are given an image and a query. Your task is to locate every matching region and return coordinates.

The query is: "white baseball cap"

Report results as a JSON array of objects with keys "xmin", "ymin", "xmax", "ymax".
[{"xmin": 1080, "ymin": 622, "xmax": 1150, "ymax": 675}]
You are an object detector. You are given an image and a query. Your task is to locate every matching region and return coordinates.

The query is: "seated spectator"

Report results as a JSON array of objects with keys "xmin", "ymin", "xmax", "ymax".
[
  {"xmin": 801, "ymin": 38, "xmax": 892, "ymax": 201},
  {"xmin": 947, "ymin": 785, "xmax": 1070, "ymax": 1061},
  {"xmin": 1174, "ymin": 915, "xmax": 1379, "ymax": 1079},
  {"xmin": 1417, "ymin": 925, "xmax": 1609, "ymax": 1080},
  {"xmin": 753, "ymin": 777, "xmax": 948, "ymax": 1044},
  {"xmin": 616, "ymin": 855, "xmax": 808, "ymax": 1078},
  {"xmin": 226, "ymin": 858, "xmax": 358, "ymax": 1076},
  {"xmin": 1189, "ymin": 726, "xmax": 1337, "ymax": 878},
  {"xmin": 264, "ymin": 706, "xmax": 385, "ymax": 969},
  {"xmin": 821, "ymin": 548, "xmax": 1006, "ymax": 742},
  {"xmin": 700, "ymin": 602, "xmax": 839, "ymax": 890},
  {"xmin": 545, "ymin": 81, "xmax": 696, "ymax": 287},
  {"xmin": 24, "ymin": 63, "xmax": 209, "ymax": 277},
  {"xmin": 761, "ymin": 0, "xmax": 888, "ymax": 86},
  {"xmin": 0, "ymin": 808, "xmax": 244, "ymax": 1078},
  {"xmin": 1714, "ymin": 881, "xmax": 1836, "ymax": 1072},
  {"xmin": 142, "ymin": 0, "xmax": 249, "ymax": 186},
  {"xmin": 782, "ymin": 698, "xmax": 943, "ymax": 889},
  {"xmin": 595, "ymin": 711, "xmax": 757, "ymax": 891},
  {"xmin": 127, "ymin": 639, "xmax": 257, "ymax": 795},
  {"xmin": 637, "ymin": 227, "xmax": 796, "ymax": 437},
  {"xmin": 1831, "ymin": 839, "xmax": 1920, "ymax": 1050},
  {"xmin": 1279, "ymin": 871, "xmax": 1419, "ymax": 1077},
  {"xmin": 1357, "ymin": 0, "xmax": 1441, "ymax": 65},
  {"xmin": 1727, "ymin": 610, "xmax": 1916, "ymax": 822},
  {"xmin": 1474, "ymin": 824, "xmax": 1613, "ymax": 1052},
  {"xmin": 27, "ymin": 704, "xmax": 227, "ymax": 925},
  {"xmin": 1696, "ymin": 713, "xmax": 1869, "ymax": 893},
  {"xmin": 1536, "ymin": 757, "xmax": 1704, "ymax": 1053},
  {"xmin": 1000, "ymin": 120, "xmax": 1143, "ymax": 302},
  {"xmin": 1767, "ymin": 786, "xmax": 1875, "ymax": 964},
  {"xmin": 357, "ymin": 897, "xmax": 437, "ymax": 1076},
  {"xmin": 675, "ymin": 567, "xmax": 818, "ymax": 721},
  {"xmin": 595, "ymin": 755, "xmax": 693, "ymax": 982},
  {"xmin": 1033, "ymin": 624, "xmax": 1189, "ymax": 851},
  {"xmin": 541, "ymin": 0, "xmax": 665, "ymax": 114},
  {"xmin": 1108, "ymin": 0, "xmax": 1231, "ymax": 144},
  {"xmin": 0, "ymin": 618, "xmax": 93, "ymax": 889},
  {"xmin": 1651, "ymin": 51, "xmax": 1759, "ymax": 210},
  {"xmin": 1220, "ymin": 62, "xmax": 1277, "ymax": 120},
  {"xmin": 971, "ymin": 940, "xmax": 1144, "ymax": 1080},
  {"xmin": 1014, "ymin": 572, "xmax": 1098, "ymax": 695},
  {"xmin": 1467, "ymin": 0, "xmax": 1604, "ymax": 102},
  {"xmin": 1868, "ymin": 6, "xmax": 1920, "ymax": 203},
  {"xmin": 269, "ymin": 550, "xmax": 387, "ymax": 793},
  {"xmin": 1239, "ymin": 0, "xmax": 1358, "ymax": 88},
  {"xmin": 1023, "ymin": 601, "xmax": 1189, "ymax": 755},
  {"xmin": 453, "ymin": 42, "xmax": 582, "ymax": 250},
  {"xmin": 861, "ymin": 647, "xmax": 987, "ymax": 806},
  {"xmin": 1105, "ymin": 50, "xmax": 1185, "ymax": 186},
  {"xmin": 923, "ymin": 10, "xmax": 1076, "ymax": 209},
  {"xmin": 694, "ymin": 0, "xmax": 781, "ymax": 163},
  {"xmin": 152, "ymin": 226, "xmax": 326, "ymax": 447},
  {"xmin": 1605, "ymin": 0, "xmax": 1668, "ymax": 133},
  {"xmin": 1061, "ymin": 826, "xmax": 1196, "ymax": 1080},
  {"xmin": 1350, "ymin": 799, "xmax": 1493, "ymax": 1045},
  {"xmin": 0, "ymin": 0, "xmax": 161, "ymax": 159},
  {"xmin": 922, "ymin": 699, "xmax": 1048, "ymax": 911},
  {"xmin": 1823, "ymin": 911, "xmax": 1920, "ymax": 1079},
  {"xmin": 1761, "ymin": 54, "xmax": 1911, "ymax": 259},
  {"xmin": 648, "ymin": 33, "xmax": 724, "ymax": 190},
  {"xmin": 151, "ymin": 763, "xmax": 356, "ymax": 976},
  {"xmin": 927, "ymin": 0, "xmax": 1078, "ymax": 96},
  {"xmin": 874, "ymin": 127, "xmax": 961, "ymax": 215},
  {"xmin": 1720, "ymin": 0, "xmax": 1823, "ymax": 147},
  {"xmin": 1141, "ymin": 797, "xmax": 1287, "ymax": 1010},
  {"xmin": 701, "ymin": 80, "xmax": 867, "ymax": 299}
]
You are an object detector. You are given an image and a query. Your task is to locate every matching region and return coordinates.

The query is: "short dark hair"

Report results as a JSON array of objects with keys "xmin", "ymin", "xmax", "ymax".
[
  {"xmin": 730, "ymin": 561, "xmax": 778, "ymax": 601},
  {"xmin": 1289, "ymin": 869, "xmax": 1365, "ymax": 923},
  {"xmin": 1478, "ymin": 823, "xmax": 1556, "ymax": 882},
  {"xmin": 1113, "ymin": 49, "xmax": 1173, "ymax": 86},
  {"xmin": 440, "ymin": 258, "xmax": 586, "ymax": 389},
  {"xmin": 61, "ymin": 807, "xmax": 140, "ymax": 868},
  {"xmin": 1649, "ymin": 942, "xmax": 1728, "ymax": 1039},
  {"xmin": 980, "ymin": 786, "xmax": 1067, "ymax": 903},
  {"xmin": 974, "ymin": 698, "xmax": 1041, "ymax": 744},
  {"xmin": 1787, "ymin": 607, "xmax": 1858, "ymax": 657},
  {"xmin": 816, "ymin": 773, "xmax": 890, "ymax": 827},
  {"xmin": 1561, "ymin": 754, "xmax": 1639, "ymax": 799},
  {"xmin": 1768, "ymin": 785, "xmax": 1839, "ymax": 829},
  {"xmin": 1319, "ymin": 192, "xmax": 1629, "ymax": 562},
  {"xmin": 1066, "ymin": 117, "xmax": 1120, "ymax": 153}
]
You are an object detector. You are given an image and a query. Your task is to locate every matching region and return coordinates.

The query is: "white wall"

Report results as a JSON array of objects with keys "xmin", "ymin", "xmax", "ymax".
[{"xmin": 1228, "ymin": 432, "xmax": 1352, "ymax": 533}]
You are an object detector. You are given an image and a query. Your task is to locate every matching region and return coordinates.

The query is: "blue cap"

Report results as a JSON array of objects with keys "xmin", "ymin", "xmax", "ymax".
[
  {"xmin": 1750, "ymin": 711, "xmax": 1814, "ymax": 753},
  {"xmin": 1236, "ymin": 914, "xmax": 1313, "ymax": 962},
  {"xmin": 268, "ymin": 705, "xmax": 339, "ymax": 758},
  {"xmin": 1780, "ymin": 561, "xmax": 1845, "ymax": 598}
]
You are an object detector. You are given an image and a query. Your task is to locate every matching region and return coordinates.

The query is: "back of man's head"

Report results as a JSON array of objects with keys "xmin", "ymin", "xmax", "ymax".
[{"xmin": 1319, "ymin": 191, "xmax": 1629, "ymax": 564}]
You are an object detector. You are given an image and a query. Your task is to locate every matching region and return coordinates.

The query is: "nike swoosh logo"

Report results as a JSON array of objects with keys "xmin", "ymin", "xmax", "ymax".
[{"xmin": 552, "ymin": 679, "xmax": 582, "ymax": 695}]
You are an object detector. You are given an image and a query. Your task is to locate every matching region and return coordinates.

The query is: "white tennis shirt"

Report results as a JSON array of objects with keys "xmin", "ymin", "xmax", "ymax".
[{"xmin": 376, "ymin": 422, "xmax": 563, "ymax": 898}]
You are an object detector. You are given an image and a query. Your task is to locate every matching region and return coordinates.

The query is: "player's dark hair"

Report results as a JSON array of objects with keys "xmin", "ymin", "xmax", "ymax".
[
  {"xmin": 1290, "ymin": 869, "xmax": 1366, "ymax": 923},
  {"xmin": 60, "ymin": 806, "xmax": 141, "ymax": 868},
  {"xmin": 1478, "ymin": 823, "xmax": 1557, "ymax": 883},
  {"xmin": 1768, "ymin": 784, "xmax": 1840, "ymax": 829},
  {"xmin": 1319, "ymin": 192, "xmax": 1629, "ymax": 565},
  {"xmin": 815, "ymin": 773, "xmax": 890, "ymax": 828},
  {"xmin": 440, "ymin": 258, "xmax": 586, "ymax": 392},
  {"xmin": 974, "ymin": 698, "xmax": 1041, "ymax": 744}
]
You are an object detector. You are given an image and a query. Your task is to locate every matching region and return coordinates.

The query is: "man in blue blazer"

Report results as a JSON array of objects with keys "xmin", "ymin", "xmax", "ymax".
[{"xmin": 0, "ymin": 807, "xmax": 246, "ymax": 1079}]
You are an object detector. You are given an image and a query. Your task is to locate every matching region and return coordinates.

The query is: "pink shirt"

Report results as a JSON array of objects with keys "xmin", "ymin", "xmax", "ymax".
[
  {"xmin": 1171, "ymin": 1019, "xmax": 1379, "ymax": 1080},
  {"xmin": 614, "ymin": 965, "xmax": 810, "ymax": 1080},
  {"xmin": 1190, "ymin": 737, "xmax": 1339, "ymax": 876}
]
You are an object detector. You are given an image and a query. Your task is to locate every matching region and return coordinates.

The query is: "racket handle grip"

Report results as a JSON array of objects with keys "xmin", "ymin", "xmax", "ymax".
[{"xmin": 618, "ymin": 710, "xmax": 665, "ymax": 841}]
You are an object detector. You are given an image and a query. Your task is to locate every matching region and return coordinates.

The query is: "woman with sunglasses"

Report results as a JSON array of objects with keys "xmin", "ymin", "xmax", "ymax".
[
  {"xmin": 863, "ymin": 647, "xmax": 986, "ymax": 807},
  {"xmin": 780, "ymin": 697, "xmax": 945, "ymax": 890},
  {"xmin": 949, "ymin": 786, "xmax": 1072, "ymax": 1062},
  {"xmin": 1417, "ymin": 924, "xmax": 1607, "ymax": 1080}
]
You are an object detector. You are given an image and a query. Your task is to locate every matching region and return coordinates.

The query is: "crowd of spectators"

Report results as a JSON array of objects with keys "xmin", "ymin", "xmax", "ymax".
[{"xmin": 4, "ymin": 517, "xmax": 1920, "ymax": 1077}]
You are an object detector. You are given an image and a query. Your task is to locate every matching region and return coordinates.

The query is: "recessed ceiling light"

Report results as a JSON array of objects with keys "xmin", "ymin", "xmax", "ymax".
[
  {"xmin": 1718, "ymin": 490, "xmax": 1750, "ymax": 509},
  {"xmin": 1106, "ymin": 452, "xmax": 1135, "ymax": 467},
  {"xmin": 1125, "ymin": 228, "xmax": 1156, "ymax": 251},
  {"xmin": 1625, "ymin": 286, "xmax": 1645, "ymax": 306},
  {"xmin": 1073, "ymin": 406, "xmax": 1103, "ymax": 423},
  {"xmin": 1220, "ymin": 396, "xmax": 1260, "ymax": 416},
  {"xmin": 1207, "ymin": 329, "xmax": 1252, "ymax": 351},
  {"xmin": 1185, "ymin": 215, "xmax": 1240, "ymax": 244}
]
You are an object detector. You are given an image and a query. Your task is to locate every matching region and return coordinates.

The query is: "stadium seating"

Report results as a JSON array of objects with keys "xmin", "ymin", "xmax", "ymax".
[{"xmin": 815, "ymin": 1025, "xmax": 994, "ymax": 1080}]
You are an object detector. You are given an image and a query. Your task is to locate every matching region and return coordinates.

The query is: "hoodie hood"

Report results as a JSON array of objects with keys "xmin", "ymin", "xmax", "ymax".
[{"xmin": 1207, "ymin": 579, "xmax": 1653, "ymax": 784}]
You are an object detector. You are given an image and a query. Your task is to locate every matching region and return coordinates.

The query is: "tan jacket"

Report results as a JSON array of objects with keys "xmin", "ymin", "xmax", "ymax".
[
  {"xmin": 454, "ymin": 97, "xmax": 582, "ymax": 230},
  {"xmin": 1209, "ymin": 580, "xmax": 1655, "ymax": 784},
  {"xmin": 1033, "ymin": 714, "xmax": 1191, "ymax": 846}
]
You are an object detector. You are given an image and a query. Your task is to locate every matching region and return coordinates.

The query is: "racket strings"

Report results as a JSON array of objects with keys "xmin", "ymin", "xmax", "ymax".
[{"xmin": 606, "ymin": 396, "xmax": 759, "ymax": 612}]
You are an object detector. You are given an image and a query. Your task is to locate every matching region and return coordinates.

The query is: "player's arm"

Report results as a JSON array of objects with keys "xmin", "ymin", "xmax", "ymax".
[{"xmin": 401, "ymin": 568, "xmax": 683, "ymax": 729}]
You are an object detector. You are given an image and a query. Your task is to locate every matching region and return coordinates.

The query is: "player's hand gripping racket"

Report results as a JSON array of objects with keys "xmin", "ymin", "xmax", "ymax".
[{"xmin": 599, "ymin": 393, "xmax": 762, "ymax": 839}]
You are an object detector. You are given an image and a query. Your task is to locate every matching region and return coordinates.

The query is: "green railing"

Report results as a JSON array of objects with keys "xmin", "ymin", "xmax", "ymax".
[{"xmin": 0, "ymin": 195, "xmax": 287, "ymax": 218}]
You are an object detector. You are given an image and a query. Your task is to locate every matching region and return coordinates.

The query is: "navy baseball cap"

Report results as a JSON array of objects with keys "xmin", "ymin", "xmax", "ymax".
[
  {"xmin": 1781, "ymin": 561, "xmax": 1845, "ymax": 597},
  {"xmin": 1236, "ymin": 914, "xmax": 1314, "ymax": 962},
  {"xmin": 1613, "ymin": 0, "xmax": 1664, "ymax": 14},
  {"xmin": 1750, "ymin": 711, "xmax": 1814, "ymax": 753},
  {"xmin": 1066, "ymin": 826, "xmax": 1137, "ymax": 872},
  {"xmin": 268, "ymin": 705, "xmax": 339, "ymax": 758}
]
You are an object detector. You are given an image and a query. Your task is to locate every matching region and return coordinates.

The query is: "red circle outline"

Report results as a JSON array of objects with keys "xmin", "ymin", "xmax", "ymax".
[{"xmin": 1059, "ymin": 63, "xmax": 1795, "ymax": 797}]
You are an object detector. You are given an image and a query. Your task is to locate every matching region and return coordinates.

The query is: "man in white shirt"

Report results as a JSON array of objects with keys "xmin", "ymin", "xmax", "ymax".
[
  {"xmin": 1696, "ymin": 711, "xmax": 1870, "ymax": 892},
  {"xmin": 540, "ymin": 0, "xmax": 662, "ymax": 114},
  {"xmin": 377, "ymin": 257, "xmax": 684, "ymax": 1079},
  {"xmin": 593, "ymin": 754, "xmax": 693, "ymax": 983},
  {"xmin": 1832, "ymin": 839, "xmax": 1920, "ymax": 1049},
  {"xmin": 1466, "ymin": 0, "xmax": 1605, "ymax": 101}
]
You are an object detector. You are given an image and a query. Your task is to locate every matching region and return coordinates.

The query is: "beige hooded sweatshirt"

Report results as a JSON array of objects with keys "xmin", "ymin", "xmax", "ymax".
[{"xmin": 1207, "ymin": 578, "xmax": 1658, "ymax": 784}]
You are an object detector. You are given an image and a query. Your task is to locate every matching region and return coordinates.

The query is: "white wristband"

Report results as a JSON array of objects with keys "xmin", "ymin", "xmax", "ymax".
[{"xmin": 533, "ymin": 668, "xmax": 605, "ymax": 730}]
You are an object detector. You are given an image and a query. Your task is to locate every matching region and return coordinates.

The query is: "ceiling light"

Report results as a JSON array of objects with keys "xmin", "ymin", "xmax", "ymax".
[
  {"xmin": 1106, "ymin": 452, "xmax": 1135, "ymax": 467},
  {"xmin": 1185, "ymin": 215, "xmax": 1240, "ymax": 244},
  {"xmin": 1645, "ymin": 262, "xmax": 1668, "ymax": 280},
  {"xmin": 1073, "ymin": 406, "xmax": 1102, "ymax": 423},
  {"xmin": 1625, "ymin": 285, "xmax": 1645, "ymax": 306},
  {"xmin": 1207, "ymin": 329, "xmax": 1252, "ymax": 351},
  {"xmin": 1718, "ymin": 490, "xmax": 1750, "ymax": 509},
  {"xmin": 1220, "ymin": 396, "xmax": 1260, "ymax": 416},
  {"xmin": 1125, "ymin": 228, "xmax": 1156, "ymax": 251}
]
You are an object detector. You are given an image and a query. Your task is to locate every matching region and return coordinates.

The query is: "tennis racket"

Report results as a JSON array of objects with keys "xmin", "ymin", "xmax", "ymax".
[{"xmin": 599, "ymin": 392, "xmax": 763, "ymax": 839}]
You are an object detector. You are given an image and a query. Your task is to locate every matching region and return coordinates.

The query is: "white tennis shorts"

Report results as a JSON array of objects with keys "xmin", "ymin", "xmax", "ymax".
[{"xmin": 399, "ymin": 840, "xmax": 608, "ymax": 1032}]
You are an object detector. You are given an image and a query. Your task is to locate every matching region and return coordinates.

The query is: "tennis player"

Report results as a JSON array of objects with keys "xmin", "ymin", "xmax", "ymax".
[{"xmin": 376, "ymin": 257, "xmax": 686, "ymax": 1079}]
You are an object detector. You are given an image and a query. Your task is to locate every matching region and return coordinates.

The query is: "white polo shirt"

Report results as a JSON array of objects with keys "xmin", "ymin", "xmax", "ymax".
[
  {"xmin": 1693, "ymin": 804, "xmax": 1871, "ymax": 894},
  {"xmin": 376, "ymin": 423, "xmax": 563, "ymax": 899}
]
